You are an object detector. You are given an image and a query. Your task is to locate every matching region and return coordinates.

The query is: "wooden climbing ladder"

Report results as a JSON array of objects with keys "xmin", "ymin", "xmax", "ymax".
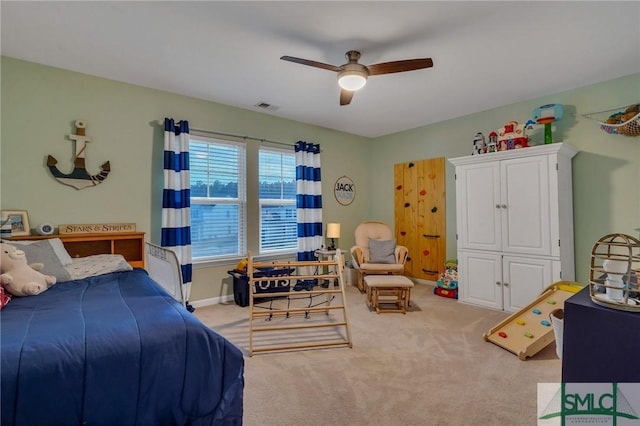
[{"xmin": 247, "ymin": 250, "xmax": 353, "ymax": 356}]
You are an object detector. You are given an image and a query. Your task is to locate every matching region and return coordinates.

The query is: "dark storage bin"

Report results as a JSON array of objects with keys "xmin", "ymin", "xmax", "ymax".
[{"xmin": 228, "ymin": 268, "xmax": 295, "ymax": 307}]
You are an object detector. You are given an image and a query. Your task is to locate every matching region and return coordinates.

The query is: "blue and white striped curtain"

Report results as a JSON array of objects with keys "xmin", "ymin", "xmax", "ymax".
[
  {"xmin": 162, "ymin": 118, "xmax": 193, "ymax": 311},
  {"xmin": 295, "ymin": 141, "xmax": 323, "ymax": 265}
]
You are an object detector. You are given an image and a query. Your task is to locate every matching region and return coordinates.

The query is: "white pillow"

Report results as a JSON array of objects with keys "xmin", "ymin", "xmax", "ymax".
[{"xmin": 66, "ymin": 254, "xmax": 133, "ymax": 281}]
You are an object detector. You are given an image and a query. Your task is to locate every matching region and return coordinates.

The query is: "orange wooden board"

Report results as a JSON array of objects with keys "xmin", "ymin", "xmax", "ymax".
[{"xmin": 394, "ymin": 157, "xmax": 445, "ymax": 281}]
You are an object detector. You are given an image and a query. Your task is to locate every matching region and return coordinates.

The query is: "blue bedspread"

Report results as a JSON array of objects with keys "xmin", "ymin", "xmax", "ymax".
[{"xmin": 1, "ymin": 269, "xmax": 244, "ymax": 426}]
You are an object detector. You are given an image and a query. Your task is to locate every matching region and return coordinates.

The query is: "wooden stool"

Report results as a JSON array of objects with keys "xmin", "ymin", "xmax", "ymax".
[{"xmin": 364, "ymin": 275, "xmax": 414, "ymax": 314}]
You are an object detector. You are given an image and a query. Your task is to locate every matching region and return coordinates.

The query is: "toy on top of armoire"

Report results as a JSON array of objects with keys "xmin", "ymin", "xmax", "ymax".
[
  {"xmin": 434, "ymin": 259, "xmax": 458, "ymax": 299},
  {"xmin": 496, "ymin": 121, "xmax": 528, "ymax": 151},
  {"xmin": 472, "ymin": 132, "xmax": 486, "ymax": 155}
]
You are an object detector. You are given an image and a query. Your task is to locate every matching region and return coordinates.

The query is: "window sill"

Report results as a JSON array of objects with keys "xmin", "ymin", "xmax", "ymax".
[{"xmin": 193, "ymin": 251, "xmax": 297, "ymax": 269}]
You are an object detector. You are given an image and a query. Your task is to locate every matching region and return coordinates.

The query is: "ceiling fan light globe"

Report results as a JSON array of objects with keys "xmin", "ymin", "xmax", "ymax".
[{"xmin": 338, "ymin": 73, "xmax": 367, "ymax": 91}]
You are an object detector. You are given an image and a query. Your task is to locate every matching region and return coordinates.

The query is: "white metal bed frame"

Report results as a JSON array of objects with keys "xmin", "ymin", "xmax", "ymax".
[{"xmin": 145, "ymin": 242, "xmax": 187, "ymax": 308}]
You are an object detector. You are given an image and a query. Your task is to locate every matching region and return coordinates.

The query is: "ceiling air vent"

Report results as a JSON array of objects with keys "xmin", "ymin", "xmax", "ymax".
[{"xmin": 254, "ymin": 102, "xmax": 279, "ymax": 111}]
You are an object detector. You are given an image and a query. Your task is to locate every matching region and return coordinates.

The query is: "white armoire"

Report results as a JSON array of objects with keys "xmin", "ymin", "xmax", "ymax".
[{"xmin": 449, "ymin": 143, "xmax": 578, "ymax": 312}]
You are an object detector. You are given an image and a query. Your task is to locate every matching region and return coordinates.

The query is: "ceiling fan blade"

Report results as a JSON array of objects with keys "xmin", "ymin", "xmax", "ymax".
[
  {"xmin": 340, "ymin": 89, "xmax": 354, "ymax": 106},
  {"xmin": 280, "ymin": 56, "xmax": 342, "ymax": 73},
  {"xmin": 367, "ymin": 58, "xmax": 433, "ymax": 76}
]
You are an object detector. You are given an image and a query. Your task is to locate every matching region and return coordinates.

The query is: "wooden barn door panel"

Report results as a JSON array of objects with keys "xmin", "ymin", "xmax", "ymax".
[{"xmin": 394, "ymin": 157, "xmax": 445, "ymax": 281}]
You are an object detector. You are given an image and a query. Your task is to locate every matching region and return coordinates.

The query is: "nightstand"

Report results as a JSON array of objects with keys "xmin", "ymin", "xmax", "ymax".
[{"xmin": 315, "ymin": 249, "xmax": 339, "ymax": 287}]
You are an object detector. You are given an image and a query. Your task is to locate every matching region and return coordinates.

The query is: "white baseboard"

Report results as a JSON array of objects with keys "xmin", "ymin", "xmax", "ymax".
[
  {"xmin": 191, "ymin": 277, "xmax": 436, "ymax": 308},
  {"xmin": 190, "ymin": 294, "xmax": 235, "ymax": 308},
  {"xmin": 412, "ymin": 278, "xmax": 437, "ymax": 287}
]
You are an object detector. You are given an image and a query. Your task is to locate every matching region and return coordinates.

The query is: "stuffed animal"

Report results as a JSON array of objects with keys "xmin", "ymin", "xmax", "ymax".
[{"xmin": 0, "ymin": 243, "xmax": 56, "ymax": 296}]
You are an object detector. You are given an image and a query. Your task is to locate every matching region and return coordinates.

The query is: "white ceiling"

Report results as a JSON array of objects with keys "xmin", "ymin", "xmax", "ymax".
[{"xmin": 2, "ymin": 1, "xmax": 639, "ymax": 138}]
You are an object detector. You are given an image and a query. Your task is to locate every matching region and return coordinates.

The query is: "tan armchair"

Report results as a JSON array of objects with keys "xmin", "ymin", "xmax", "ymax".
[{"xmin": 350, "ymin": 221, "xmax": 408, "ymax": 292}]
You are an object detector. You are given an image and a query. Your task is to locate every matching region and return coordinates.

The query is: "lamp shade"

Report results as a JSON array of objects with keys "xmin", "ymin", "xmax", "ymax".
[
  {"xmin": 326, "ymin": 223, "xmax": 341, "ymax": 239},
  {"xmin": 338, "ymin": 74, "xmax": 366, "ymax": 91}
]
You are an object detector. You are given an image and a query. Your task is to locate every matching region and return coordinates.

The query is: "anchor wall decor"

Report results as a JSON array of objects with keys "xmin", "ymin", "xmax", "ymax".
[{"xmin": 47, "ymin": 120, "xmax": 110, "ymax": 190}]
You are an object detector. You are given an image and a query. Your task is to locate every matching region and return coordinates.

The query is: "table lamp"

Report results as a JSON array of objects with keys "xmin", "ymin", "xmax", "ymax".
[{"xmin": 326, "ymin": 223, "xmax": 341, "ymax": 250}]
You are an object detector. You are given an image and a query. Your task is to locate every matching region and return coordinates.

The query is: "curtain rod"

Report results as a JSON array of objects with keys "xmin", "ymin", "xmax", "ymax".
[{"xmin": 157, "ymin": 120, "xmax": 293, "ymax": 148}]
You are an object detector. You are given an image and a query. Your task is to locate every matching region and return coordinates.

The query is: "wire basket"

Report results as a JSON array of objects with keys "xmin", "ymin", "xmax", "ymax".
[
  {"xmin": 583, "ymin": 104, "xmax": 640, "ymax": 137},
  {"xmin": 589, "ymin": 233, "xmax": 640, "ymax": 312}
]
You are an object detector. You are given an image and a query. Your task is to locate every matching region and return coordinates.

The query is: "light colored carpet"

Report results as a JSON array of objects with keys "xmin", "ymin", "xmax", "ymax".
[{"xmin": 195, "ymin": 282, "xmax": 561, "ymax": 426}]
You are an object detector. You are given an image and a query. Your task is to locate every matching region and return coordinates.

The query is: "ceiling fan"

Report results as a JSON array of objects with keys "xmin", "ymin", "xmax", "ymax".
[{"xmin": 280, "ymin": 50, "xmax": 433, "ymax": 106}]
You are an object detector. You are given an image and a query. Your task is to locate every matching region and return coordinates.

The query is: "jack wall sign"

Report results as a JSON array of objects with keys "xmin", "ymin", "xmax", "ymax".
[{"xmin": 334, "ymin": 176, "xmax": 355, "ymax": 206}]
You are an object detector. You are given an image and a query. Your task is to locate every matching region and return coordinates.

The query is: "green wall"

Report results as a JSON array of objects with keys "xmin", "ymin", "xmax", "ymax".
[
  {"xmin": 1, "ymin": 56, "xmax": 638, "ymax": 301},
  {"xmin": 0, "ymin": 57, "xmax": 370, "ymax": 302},
  {"xmin": 370, "ymin": 73, "xmax": 640, "ymax": 284}
]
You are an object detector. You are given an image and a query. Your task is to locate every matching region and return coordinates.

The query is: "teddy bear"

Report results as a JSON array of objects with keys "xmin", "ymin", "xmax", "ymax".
[{"xmin": 0, "ymin": 243, "xmax": 57, "ymax": 296}]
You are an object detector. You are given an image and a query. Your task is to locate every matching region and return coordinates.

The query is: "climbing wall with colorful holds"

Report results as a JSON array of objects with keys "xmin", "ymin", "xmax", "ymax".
[{"xmin": 394, "ymin": 157, "xmax": 446, "ymax": 281}]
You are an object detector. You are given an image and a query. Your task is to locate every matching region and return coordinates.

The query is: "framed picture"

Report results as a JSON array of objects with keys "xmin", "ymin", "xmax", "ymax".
[{"xmin": 1, "ymin": 210, "xmax": 31, "ymax": 236}]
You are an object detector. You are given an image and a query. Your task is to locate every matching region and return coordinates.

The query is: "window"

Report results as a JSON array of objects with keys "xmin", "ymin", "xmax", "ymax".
[
  {"xmin": 258, "ymin": 148, "xmax": 297, "ymax": 253},
  {"xmin": 188, "ymin": 137, "xmax": 297, "ymax": 263},
  {"xmin": 189, "ymin": 136, "xmax": 246, "ymax": 261}
]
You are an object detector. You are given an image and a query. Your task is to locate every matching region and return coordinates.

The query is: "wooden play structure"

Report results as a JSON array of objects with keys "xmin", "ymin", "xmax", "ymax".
[
  {"xmin": 247, "ymin": 251, "xmax": 353, "ymax": 356},
  {"xmin": 484, "ymin": 281, "xmax": 581, "ymax": 360}
]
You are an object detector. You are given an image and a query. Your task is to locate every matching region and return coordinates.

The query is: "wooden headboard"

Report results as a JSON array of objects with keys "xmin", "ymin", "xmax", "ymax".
[{"xmin": 6, "ymin": 232, "xmax": 146, "ymax": 268}]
